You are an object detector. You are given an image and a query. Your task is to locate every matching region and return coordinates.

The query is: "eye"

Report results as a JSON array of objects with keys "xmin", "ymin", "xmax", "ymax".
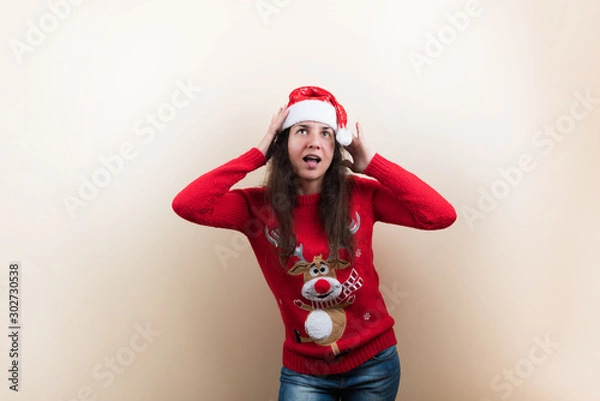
[
  {"xmin": 322, "ymin": 130, "xmax": 331, "ymax": 137},
  {"xmin": 310, "ymin": 267, "xmax": 319, "ymax": 277},
  {"xmin": 296, "ymin": 128, "xmax": 307, "ymax": 135},
  {"xmin": 319, "ymin": 265, "xmax": 329, "ymax": 275}
]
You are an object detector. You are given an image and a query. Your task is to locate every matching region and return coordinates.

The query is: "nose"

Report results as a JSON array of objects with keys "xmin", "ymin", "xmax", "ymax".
[
  {"xmin": 307, "ymin": 131, "xmax": 321, "ymax": 149},
  {"xmin": 314, "ymin": 279, "xmax": 331, "ymax": 294}
]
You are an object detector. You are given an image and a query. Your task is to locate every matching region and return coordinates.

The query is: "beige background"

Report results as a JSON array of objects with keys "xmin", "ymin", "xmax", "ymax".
[{"xmin": 1, "ymin": 0, "xmax": 599, "ymax": 400}]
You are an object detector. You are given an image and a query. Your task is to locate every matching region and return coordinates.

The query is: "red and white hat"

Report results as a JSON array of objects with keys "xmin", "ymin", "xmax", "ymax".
[{"xmin": 281, "ymin": 86, "xmax": 353, "ymax": 146}]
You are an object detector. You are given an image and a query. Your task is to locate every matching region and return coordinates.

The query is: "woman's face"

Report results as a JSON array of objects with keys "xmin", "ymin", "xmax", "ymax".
[{"xmin": 287, "ymin": 121, "xmax": 336, "ymax": 195}]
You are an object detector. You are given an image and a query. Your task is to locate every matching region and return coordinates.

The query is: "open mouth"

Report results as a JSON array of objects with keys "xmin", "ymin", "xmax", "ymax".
[
  {"xmin": 303, "ymin": 155, "xmax": 321, "ymax": 168},
  {"xmin": 316, "ymin": 291, "xmax": 332, "ymax": 299}
]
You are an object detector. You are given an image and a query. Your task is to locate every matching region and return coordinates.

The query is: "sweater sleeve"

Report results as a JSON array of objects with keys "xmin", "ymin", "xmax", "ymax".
[
  {"xmin": 171, "ymin": 148, "xmax": 267, "ymax": 231},
  {"xmin": 362, "ymin": 153, "xmax": 457, "ymax": 230}
]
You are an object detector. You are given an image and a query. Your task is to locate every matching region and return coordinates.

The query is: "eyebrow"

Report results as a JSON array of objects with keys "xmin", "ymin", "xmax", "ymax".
[{"xmin": 295, "ymin": 124, "xmax": 333, "ymax": 131}]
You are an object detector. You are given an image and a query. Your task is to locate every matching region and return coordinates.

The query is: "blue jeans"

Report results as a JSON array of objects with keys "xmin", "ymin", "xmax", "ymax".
[{"xmin": 278, "ymin": 346, "xmax": 401, "ymax": 401}]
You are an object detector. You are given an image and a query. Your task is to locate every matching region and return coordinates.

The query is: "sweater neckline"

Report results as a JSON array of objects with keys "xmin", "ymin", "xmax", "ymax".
[{"xmin": 296, "ymin": 192, "xmax": 321, "ymax": 205}]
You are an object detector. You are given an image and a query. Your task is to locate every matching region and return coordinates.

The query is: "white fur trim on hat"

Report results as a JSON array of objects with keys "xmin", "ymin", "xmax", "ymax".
[
  {"xmin": 281, "ymin": 99, "xmax": 354, "ymax": 146},
  {"xmin": 336, "ymin": 127, "xmax": 353, "ymax": 146},
  {"xmin": 282, "ymin": 99, "xmax": 338, "ymax": 132}
]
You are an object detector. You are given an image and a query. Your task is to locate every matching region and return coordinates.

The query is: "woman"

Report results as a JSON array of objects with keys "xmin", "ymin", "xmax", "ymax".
[{"xmin": 172, "ymin": 86, "xmax": 457, "ymax": 400}]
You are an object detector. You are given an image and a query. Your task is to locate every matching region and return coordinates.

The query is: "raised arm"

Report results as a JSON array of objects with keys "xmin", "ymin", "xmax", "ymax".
[
  {"xmin": 171, "ymin": 106, "xmax": 290, "ymax": 230},
  {"xmin": 171, "ymin": 148, "xmax": 266, "ymax": 230},
  {"xmin": 344, "ymin": 122, "xmax": 457, "ymax": 230}
]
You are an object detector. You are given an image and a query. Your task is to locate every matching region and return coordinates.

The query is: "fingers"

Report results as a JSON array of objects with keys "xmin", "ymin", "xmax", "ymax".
[
  {"xmin": 280, "ymin": 105, "xmax": 289, "ymax": 118},
  {"xmin": 261, "ymin": 104, "xmax": 290, "ymax": 156},
  {"xmin": 271, "ymin": 105, "xmax": 285, "ymax": 120},
  {"xmin": 269, "ymin": 105, "xmax": 290, "ymax": 136},
  {"xmin": 272, "ymin": 106, "xmax": 284, "ymax": 121},
  {"xmin": 276, "ymin": 104, "xmax": 288, "ymax": 116},
  {"xmin": 273, "ymin": 105, "xmax": 289, "ymax": 127}
]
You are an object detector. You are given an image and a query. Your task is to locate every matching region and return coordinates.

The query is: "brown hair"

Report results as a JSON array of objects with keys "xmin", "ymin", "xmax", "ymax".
[{"xmin": 264, "ymin": 128, "xmax": 354, "ymax": 267}]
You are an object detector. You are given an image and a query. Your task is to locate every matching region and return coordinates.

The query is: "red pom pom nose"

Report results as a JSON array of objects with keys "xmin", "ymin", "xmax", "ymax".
[{"xmin": 314, "ymin": 279, "xmax": 331, "ymax": 294}]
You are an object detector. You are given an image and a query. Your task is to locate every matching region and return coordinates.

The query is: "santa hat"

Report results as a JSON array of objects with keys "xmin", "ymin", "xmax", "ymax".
[{"xmin": 281, "ymin": 86, "xmax": 353, "ymax": 146}]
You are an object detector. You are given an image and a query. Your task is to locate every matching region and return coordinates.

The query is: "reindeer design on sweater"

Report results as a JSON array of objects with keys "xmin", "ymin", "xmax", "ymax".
[{"xmin": 266, "ymin": 213, "xmax": 363, "ymax": 356}]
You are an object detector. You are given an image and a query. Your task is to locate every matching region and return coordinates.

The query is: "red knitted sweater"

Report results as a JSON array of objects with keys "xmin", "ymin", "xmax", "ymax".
[{"xmin": 172, "ymin": 147, "xmax": 456, "ymax": 375}]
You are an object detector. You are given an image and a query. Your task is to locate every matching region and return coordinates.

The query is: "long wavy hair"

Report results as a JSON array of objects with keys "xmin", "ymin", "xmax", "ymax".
[{"xmin": 264, "ymin": 128, "xmax": 354, "ymax": 267}]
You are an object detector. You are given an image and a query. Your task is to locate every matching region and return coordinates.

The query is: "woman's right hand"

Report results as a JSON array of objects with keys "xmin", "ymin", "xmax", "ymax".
[{"xmin": 257, "ymin": 105, "xmax": 289, "ymax": 156}]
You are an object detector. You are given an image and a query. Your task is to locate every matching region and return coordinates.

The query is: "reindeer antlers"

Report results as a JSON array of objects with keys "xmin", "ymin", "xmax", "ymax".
[
  {"xmin": 266, "ymin": 212, "xmax": 360, "ymax": 261},
  {"xmin": 349, "ymin": 211, "xmax": 360, "ymax": 235},
  {"xmin": 292, "ymin": 243, "xmax": 307, "ymax": 263},
  {"xmin": 265, "ymin": 226, "xmax": 281, "ymax": 248},
  {"xmin": 326, "ymin": 212, "xmax": 361, "ymax": 259},
  {"xmin": 265, "ymin": 226, "xmax": 307, "ymax": 263}
]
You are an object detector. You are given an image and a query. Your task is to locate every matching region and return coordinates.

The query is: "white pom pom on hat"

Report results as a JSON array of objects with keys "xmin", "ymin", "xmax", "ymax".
[{"xmin": 281, "ymin": 86, "xmax": 353, "ymax": 146}]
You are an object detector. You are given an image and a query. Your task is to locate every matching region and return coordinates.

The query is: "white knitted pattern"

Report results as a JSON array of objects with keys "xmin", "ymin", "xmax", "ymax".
[{"xmin": 310, "ymin": 269, "xmax": 363, "ymax": 310}]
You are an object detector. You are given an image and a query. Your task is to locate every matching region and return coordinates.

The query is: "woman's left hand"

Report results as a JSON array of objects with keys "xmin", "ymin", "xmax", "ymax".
[{"xmin": 343, "ymin": 122, "xmax": 375, "ymax": 174}]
